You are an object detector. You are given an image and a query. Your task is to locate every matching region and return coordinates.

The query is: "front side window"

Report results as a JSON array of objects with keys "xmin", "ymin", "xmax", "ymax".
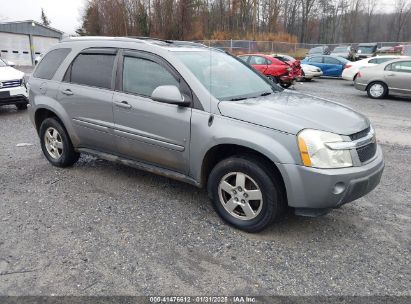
[
  {"xmin": 70, "ymin": 53, "xmax": 115, "ymax": 89},
  {"xmin": 175, "ymin": 50, "xmax": 279, "ymax": 101},
  {"xmin": 238, "ymin": 56, "xmax": 249, "ymax": 62},
  {"xmin": 33, "ymin": 48, "xmax": 71, "ymax": 80},
  {"xmin": 122, "ymin": 56, "xmax": 179, "ymax": 97}
]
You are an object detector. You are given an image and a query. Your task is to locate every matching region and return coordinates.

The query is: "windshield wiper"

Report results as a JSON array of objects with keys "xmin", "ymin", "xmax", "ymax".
[
  {"xmin": 260, "ymin": 92, "xmax": 272, "ymax": 97},
  {"xmin": 229, "ymin": 97, "xmax": 248, "ymax": 101}
]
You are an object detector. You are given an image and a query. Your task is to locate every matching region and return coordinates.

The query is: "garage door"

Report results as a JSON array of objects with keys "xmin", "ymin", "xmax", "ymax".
[
  {"xmin": 0, "ymin": 32, "xmax": 32, "ymax": 66},
  {"xmin": 32, "ymin": 36, "xmax": 59, "ymax": 57}
]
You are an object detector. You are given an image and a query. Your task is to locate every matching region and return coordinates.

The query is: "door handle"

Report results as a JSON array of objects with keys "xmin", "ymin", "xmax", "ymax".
[
  {"xmin": 62, "ymin": 89, "xmax": 73, "ymax": 96},
  {"xmin": 115, "ymin": 101, "xmax": 132, "ymax": 109},
  {"xmin": 387, "ymin": 73, "xmax": 395, "ymax": 76}
]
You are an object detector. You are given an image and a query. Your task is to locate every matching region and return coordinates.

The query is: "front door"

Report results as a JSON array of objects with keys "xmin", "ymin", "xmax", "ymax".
[{"xmin": 113, "ymin": 50, "xmax": 192, "ymax": 174}]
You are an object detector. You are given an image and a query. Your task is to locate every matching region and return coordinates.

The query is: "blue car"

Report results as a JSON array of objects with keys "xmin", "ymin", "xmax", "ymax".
[{"xmin": 301, "ymin": 55, "xmax": 350, "ymax": 77}]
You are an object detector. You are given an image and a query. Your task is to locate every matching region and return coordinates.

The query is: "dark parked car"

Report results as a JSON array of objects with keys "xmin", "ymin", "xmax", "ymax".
[
  {"xmin": 356, "ymin": 43, "xmax": 378, "ymax": 59},
  {"xmin": 301, "ymin": 55, "xmax": 350, "ymax": 77}
]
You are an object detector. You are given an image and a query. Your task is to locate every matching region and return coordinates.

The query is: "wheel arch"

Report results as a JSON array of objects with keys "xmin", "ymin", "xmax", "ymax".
[{"xmin": 200, "ymin": 144, "xmax": 287, "ymax": 200}]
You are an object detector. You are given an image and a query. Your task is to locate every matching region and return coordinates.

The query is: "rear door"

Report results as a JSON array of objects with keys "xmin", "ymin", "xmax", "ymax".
[
  {"xmin": 249, "ymin": 56, "xmax": 268, "ymax": 74},
  {"xmin": 57, "ymin": 48, "xmax": 117, "ymax": 153},
  {"xmin": 384, "ymin": 61, "xmax": 411, "ymax": 94},
  {"xmin": 323, "ymin": 57, "xmax": 344, "ymax": 76},
  {"xmin": 112, "ymin": 50, "xmax": 192, "ymax": 174}
]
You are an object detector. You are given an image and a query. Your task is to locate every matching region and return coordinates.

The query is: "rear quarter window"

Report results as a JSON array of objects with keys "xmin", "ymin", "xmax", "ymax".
[{"xmin": 33, "ymin": 48, "xmax": 71, "ymax": 80}]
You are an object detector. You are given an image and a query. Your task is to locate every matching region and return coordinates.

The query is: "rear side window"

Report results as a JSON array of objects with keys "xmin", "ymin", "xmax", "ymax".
[
  {"xmin": 69, "ymin": 53, "xmax": 115, "ymax": 89},
  {"xmin": 238, "ymin": 56, "xmax": 249, "ymax": 62},
  {"xmin": 249, "ymin": 56, "xmax": 268, "ymax": 65},
  {"xmin": 309, "ymin": 57, "xmax": 323, "ymax": 63},
  {"xmin": 390, "ymin": 61, "xmax": 411, "ymax": 73},
  {"xmin": 122, "ymin": 56, "xmax": 179, "ymax": 97},
  {"xmin": 33, "ymin": 48, "xmax": 71, "ymax": 80}
]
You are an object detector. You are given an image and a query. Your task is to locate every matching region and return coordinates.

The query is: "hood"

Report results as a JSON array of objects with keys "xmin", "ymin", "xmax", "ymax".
[
  {"xmin": 0, "ymin": 66, "xmax": 24, "ymax": 82},
  {"xmin": 218, "ymin": 91, "xmax": 369, "ymax": 135}
]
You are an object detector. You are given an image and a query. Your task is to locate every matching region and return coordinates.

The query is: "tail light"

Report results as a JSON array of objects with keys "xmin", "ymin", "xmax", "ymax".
[
  {"xmin": 357, "ymin": 72, "xmax": 361, "ymax": 78},
  {"xmin": 345, "ymin": 64, "xmax": 352, "ymax": 69}
]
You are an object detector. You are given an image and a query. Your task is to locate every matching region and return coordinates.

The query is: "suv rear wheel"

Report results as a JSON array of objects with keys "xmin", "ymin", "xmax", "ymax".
[
  {"xmin": 39, "ymin": 118, "xmax": 80, "ymax": 167},
  {"xmin": 208, "ymin": 156, "xmax": 286, "ymax": 232}
]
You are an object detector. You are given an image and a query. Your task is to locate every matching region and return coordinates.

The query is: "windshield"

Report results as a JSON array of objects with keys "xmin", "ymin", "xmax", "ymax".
[
  {"xmin": 0, "ymin": 59, "xmax": 6, "ymax": 67},
  {"xmin": 358, "ymin": 46, "xmax": 375, "ymax": 53},
  {"xmin": 175, "ymin": 51, "xmax": 279, "ymax": 101}
]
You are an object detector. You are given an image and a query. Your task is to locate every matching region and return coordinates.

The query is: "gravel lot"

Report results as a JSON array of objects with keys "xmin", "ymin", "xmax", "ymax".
[{"xmin": 0, "ymin": 76, "xmax": 410, "ymax": 297}]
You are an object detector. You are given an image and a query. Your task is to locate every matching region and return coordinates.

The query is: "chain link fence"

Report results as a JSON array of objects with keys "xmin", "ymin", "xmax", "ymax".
[{"xmin": 196, "ymin": 40, "xmax": 411, "ymax": 58}]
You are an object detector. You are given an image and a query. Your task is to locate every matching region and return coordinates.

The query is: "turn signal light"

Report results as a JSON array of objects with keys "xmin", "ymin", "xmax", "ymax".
[{"xmin": 298, "ymin": 137, "xmax": 312, "ymax": 167}]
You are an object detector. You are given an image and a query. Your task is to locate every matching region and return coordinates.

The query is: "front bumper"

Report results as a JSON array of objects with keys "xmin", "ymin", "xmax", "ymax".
[
  {"xmin": 0, "ymin": 86, "xmax": 28, "ymax": 105},
  {"xmin": 277, "ymin": 145, "xmax": 384, "ymax": 209}
]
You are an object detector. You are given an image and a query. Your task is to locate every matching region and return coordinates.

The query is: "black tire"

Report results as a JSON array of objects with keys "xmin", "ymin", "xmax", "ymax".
[
  {"xmin": 366, "ymin": 81, "xmax": 388, "ymax": 99},
  {"xmin": 39, "ymin": 117, "xmax": 80, "ymax": 167},
  {"xmin": 280, "ymin": 82, "xmax": 292, "ymax": 88},
  {"xmin": 304, "ymin": 77, "xmax": 312, "ymax": 82},
  {"xmin": 207, "ymin": 156, "xmax": 286, "ymax": 232},
  {"xmin": 16, "ymin": 103, "xmax": 28, "ymax": 110}
]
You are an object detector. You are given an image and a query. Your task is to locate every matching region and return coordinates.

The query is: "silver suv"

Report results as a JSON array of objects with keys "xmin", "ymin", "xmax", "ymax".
[{"xmin": 28, "ymin": 37, "xmax": 384, "ymax": 232}]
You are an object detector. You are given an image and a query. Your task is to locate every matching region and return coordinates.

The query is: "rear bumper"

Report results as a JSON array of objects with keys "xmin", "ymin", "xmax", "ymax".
[
  {"xmin": 354, "ymin": 81, "xmax": 367, "ymax": 91},
  {"xmin": 0, "ymin": 86, "xmax": 28, "ymax": 105},
  {"xmin": 277, "ymin": 145, "xmax": 384, "ymax": 209}
]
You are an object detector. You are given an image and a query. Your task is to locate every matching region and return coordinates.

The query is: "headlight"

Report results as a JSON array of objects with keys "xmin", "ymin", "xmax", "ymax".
[{"xmin": 297, "ymin": 129, "xmax": 353, "ymax": 168}]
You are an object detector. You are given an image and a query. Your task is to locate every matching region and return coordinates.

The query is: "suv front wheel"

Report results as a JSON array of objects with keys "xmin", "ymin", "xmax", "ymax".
[
  {"xmin": 208, "ymin": 156, "xmax": 286, "ymax": 232},
  {"xmin": 39, "ymin": 117, "xmax": 80, "ymax": 167}
]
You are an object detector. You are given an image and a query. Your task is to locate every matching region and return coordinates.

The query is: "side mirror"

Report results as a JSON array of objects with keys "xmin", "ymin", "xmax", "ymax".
[
  {"xmin": 6, "ymin": 60, "xmax": 15, "ymax": 67},
  {"xmin": 151, "ymin": 85, "xmax": 191, "ymax": 107}
]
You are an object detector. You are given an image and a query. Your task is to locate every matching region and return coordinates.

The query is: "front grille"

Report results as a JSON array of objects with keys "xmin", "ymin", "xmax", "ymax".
[
  {"xmin": 350, "ymin": 127, "xmax": 370, "ymax": 141},
  {"xmin": 0, "ymin": 95, "xmax": 28, "ymax": 104},
  {"xmin": 357, "ymin": 142, "xmax": 377, "ymax": 163},
  {"xmin": 1, "ymin": 79, "xmax": 21, "ymax": 88}
]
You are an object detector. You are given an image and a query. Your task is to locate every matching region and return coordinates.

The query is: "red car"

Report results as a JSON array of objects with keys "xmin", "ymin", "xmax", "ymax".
[{"xmin": 238, "ymin": 54, "xmax": 301, "ymax": 88}]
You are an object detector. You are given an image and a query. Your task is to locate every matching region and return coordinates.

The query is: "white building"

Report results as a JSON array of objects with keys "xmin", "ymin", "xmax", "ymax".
[{"xmin": 0, "ymin": 20, "xmax": 63, "ymax": 66}]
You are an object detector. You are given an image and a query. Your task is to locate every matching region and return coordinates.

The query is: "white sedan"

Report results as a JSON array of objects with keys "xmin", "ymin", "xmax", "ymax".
[
  {"xmin": 300, "ymin": 63, "xmax": 323, "ymax": 81},
  {"xmin": 342, "ymin": 56, "xmax": 408, "ymax": 81},
  {"xmin": 0, "ymin": 59, "xmax": 28, "ymax": 110}
]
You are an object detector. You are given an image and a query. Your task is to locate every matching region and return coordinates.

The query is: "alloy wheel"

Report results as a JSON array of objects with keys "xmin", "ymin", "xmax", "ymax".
[{"xmin": 218, "ymin": 172, "xmax": 263, "ymax": 220}]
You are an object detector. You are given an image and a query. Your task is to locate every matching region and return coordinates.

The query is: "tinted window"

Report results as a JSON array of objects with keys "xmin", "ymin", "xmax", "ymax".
[
  {"xmin": 122, "ymin": 56, "xmax": 179, "ymax": 97},
  {"xmin": 70, "ymin": 53, "xmax": 115, "ymax": 89},
  {"xmin": 391, "ymin": 61, "xmax": 411, "ymax": 73},
  {"xmin": 368, "ymin": 58, "xmax": 378, "ymax": 64},
  {"xmin": 324, "ymin": 57, "xmax": 340, "ymax": 64},
  {"xmin": 309, "ymin": 57, "xmax": 323, "ymax": 63},
  {"xmin": 33, "ymin": 48, "xmax": 71, "ymax": 80},
  {"xmin": 250, "ymin": 56, "xmax": 268, "ymax": 65},
  {"xmin": 377, "ymin": 57, "xmax": 396, "ymax": 64}
]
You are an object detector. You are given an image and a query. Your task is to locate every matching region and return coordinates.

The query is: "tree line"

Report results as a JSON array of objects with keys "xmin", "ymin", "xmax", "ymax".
[{"xmin": 76, "ymin": 0, "xmax": 411, "ymax": 43}]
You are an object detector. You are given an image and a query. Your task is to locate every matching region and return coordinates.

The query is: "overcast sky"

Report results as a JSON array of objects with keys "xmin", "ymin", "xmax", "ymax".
[
  {"xmin": 0, "ymin": 0, "xmax": 397, "ymax": 35},
  {"xmin": 0, "ymin": 0, "xmax": 85, "ymax": 34}
]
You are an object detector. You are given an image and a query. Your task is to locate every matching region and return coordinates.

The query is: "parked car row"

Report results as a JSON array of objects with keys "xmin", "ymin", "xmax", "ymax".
[
  {"xmin": 237, "ymin": 50, "xmax": 411, "ymax": 100},
  {"xmin": 307, "ymin": 43, "xmax": 411, "ymax": 61}
]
